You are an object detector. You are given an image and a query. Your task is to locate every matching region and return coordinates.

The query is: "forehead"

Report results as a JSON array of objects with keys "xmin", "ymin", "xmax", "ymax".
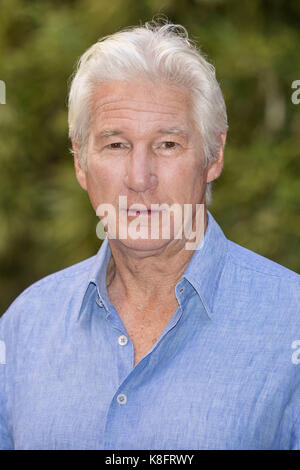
[{"xmin": 90, "ymin": 80, "xmax": 193, "ymax": 132}]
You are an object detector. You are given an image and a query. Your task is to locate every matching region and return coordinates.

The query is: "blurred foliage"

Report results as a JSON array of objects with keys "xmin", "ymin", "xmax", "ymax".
[{"xmin": 0, "ymin": 0, "xmax": 299, "ymax": 313}]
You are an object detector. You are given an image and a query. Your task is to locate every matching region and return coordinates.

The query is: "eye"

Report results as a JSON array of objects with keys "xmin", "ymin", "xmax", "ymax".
[
  {"xmin": 161, "ymin": 141, "xmax": 178, "ymax": 149},
  {"xmin": 158, "ymin": 141, "xmax": 181, "ymax": 153},
  {"xmin": 107, "ymin": 142, "xmax": 126, "ymax": 149}
]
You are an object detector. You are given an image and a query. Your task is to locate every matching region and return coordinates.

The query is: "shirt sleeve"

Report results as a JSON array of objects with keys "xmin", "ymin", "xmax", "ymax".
[
  {"xmin": 0, "ymin": 316, "xmax": 13, "ymax": 449},
  {"xmin": 290, "ymin": 410, "xmax": 300, "ymax": 450},
  {"xmin": 0, "ymin": 391, "xmax": 13, "ymax": 449}
]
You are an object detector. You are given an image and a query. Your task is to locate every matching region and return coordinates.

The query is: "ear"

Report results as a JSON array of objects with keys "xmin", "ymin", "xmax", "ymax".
[
  {"xmin": 72, "ymin": 141, "xmax": 88, "ymax": 191},
  {"xmin": 206, "ymin": 132, "xmax": 227, "ymax": 184}
]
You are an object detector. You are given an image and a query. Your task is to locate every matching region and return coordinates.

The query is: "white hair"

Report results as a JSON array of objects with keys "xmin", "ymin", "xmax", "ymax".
[{"xmin": 68, "ymin": 20, "xmax": 228, "ymax": 204}]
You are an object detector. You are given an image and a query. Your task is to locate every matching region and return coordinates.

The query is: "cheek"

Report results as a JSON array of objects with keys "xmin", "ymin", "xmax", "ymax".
[
  {"xmin": 163, "ymin": 160, "xmax": 206, "ymax": 199},
  {"xmin": 187, "ymin": 157, "xmax": 207, "ymax": 190},
  {"xmin": 85, "ymin": 162, "xmax": 122, "ymax": 209}
]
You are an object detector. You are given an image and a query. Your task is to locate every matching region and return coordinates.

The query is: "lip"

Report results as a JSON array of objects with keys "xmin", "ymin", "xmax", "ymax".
[{"xmin": 126, "ymin": 208, "xmax": 161, "ymax": 216}]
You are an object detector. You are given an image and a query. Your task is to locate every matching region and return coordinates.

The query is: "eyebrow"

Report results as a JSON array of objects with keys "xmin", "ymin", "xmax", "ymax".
[
  {"xmin": 95, "ymin": 128, "xmax": 189, "ymax": 141},
  {"xmin": 95, "ymin": 130, "xmax": 123, "ymax": 139},
  {"xmin": 158, "ymin": 128, "xmax": 189, "ymax": 136}
]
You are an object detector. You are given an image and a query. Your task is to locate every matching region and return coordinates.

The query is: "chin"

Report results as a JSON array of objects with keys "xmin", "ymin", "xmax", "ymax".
[{"xmin": 111, "ymin": 236, "xmax": 175, "ymax": 253}]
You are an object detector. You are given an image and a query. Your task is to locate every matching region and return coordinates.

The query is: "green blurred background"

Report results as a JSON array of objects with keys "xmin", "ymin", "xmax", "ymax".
[{"xmin": 0, "ymin": 0, "xmax": 299, "ymax": 314}]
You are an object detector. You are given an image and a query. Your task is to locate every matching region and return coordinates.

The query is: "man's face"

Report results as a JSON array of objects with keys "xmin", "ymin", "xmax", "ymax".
[{"xmin": 74, "ymin": 80, "xmax": 223, "ymax": 252}]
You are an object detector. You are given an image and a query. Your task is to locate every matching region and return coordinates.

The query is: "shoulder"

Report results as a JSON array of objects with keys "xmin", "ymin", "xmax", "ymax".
[
  {"xmin": 227, "ymin": 240, "xmax": 299, "ymax": 282},
  {"xmin": 5, "ymin": 253, "xmax": 96, "ymax": 305},
  {"xmin": 0, "ymin": 254, "xmax": 97, "ymax": 334},
  {"xmin": 222, "ymin": 240, "xmax": 299, "ymax": 313}
]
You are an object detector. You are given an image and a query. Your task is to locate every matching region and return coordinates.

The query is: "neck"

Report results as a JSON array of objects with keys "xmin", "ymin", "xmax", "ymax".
[{"xmin": 106, "ymin": 210, "xmax": 207, "ymax": 304}]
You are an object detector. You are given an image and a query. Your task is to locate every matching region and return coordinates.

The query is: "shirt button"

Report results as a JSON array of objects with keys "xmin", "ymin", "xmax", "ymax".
[
  {"xmin": 118, "ymin": 335, "xmax": 128, "ymax": 346},
  {"xmin": 117, "ymin": 393, "xmax": 127, "ymax": 405},
  {"xmin": 179, "ymin": 288, "xmax": 184, "ymax": 294},
  {"xmin": 96, "ymin": 297, "xmax": 103, "ymax": 308}
]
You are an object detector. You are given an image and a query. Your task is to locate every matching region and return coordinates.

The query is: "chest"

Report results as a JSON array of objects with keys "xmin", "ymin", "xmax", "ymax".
[
  {"xmin": 117, "ymin": 304, "xmax": 178, "ymax": 365},
  {"xmin": 11, "ymin": 324, "xmax": 291, "ymax": 450}
]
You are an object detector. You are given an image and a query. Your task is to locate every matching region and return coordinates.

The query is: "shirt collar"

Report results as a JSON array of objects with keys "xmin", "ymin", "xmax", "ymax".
[
  {"xmin": 76, "ymin": 210, "xmax": 228, "ymax": 322},
  {"xmin": 182, "ymin": 210, "xmax": 228, "ymax": 319}
]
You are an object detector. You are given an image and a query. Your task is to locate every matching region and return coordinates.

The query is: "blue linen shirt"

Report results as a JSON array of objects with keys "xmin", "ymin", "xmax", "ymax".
[{"xmin": 0, "ymin": 210, "xmax": 299, "ymax": 450}]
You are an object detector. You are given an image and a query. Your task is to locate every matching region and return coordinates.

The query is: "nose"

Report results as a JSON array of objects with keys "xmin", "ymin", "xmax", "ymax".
[{"xmin": 124, "ymin": 144, "xmax": 158, "ymax": 193}]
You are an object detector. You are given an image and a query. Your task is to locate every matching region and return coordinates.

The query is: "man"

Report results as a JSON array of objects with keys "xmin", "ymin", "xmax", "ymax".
[{"xmin": 0, "ymin": 21, "xmax": 299, "ymax": 450}]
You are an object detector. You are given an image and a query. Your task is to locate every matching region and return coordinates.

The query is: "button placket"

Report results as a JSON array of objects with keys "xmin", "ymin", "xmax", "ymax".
[
  {"xmin": 118, "ymin": 335, "xmax": 128, "ymax": 346},
  {"xmin": 96, "ymin": 297, "xmax": 104, "ymax": 308},
  {"xmin": 116, "ymin": 393, "xmax": 127, "ymax": 405}
]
